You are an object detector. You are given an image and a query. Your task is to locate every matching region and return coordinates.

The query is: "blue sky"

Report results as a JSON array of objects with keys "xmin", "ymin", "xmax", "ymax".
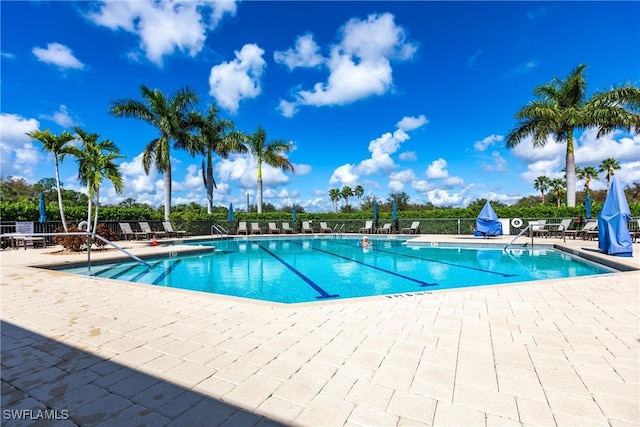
[{"xmin": 1, "ymin": 1, "xmax": 639, "ymax": 212}]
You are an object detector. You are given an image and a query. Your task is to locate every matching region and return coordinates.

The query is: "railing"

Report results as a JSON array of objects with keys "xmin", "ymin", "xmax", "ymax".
[
  {"xmin": 503, "ymin": 225, "xmax": 533, "ymax": 252},
  {"xmin": 1, "ymin": 232, "xmax": 151, "ymax": 271},
  {"xmin": 211, "ymin": 224, "xmax": 228, "ymax": 236}
]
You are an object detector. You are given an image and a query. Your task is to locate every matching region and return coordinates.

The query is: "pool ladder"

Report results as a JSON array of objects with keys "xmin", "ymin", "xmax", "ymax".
[
  {"xmin": 503, "ymin": 224, "xmax": 533, "ymax": 252},
  {"xmin": 333, "ymin": 224, "xmax": 345, "ymax": 237},
  {"xmin": 211, "ymin": 224, "xmax": 229, "ymax": 237}
]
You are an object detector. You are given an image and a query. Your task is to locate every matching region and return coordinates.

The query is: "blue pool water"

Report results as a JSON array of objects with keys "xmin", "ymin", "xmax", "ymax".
[
  {"xmin": 60, "ymin": 237, "xmax": 610, "ymax": 303},
  {"xmin": 58, "ymin": 236, "xmax": 610, "ymax": 303}
]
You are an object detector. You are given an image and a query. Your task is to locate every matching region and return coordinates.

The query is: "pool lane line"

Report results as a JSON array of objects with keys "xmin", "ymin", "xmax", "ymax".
[
  {"xmin": 286, "ymin": 240, "xmax": 439, "ymax": 287},
  {"xmin": 253, "ymin": 241, "xmax": 340, "ymax": 300},
  {"xmin": 151, "ymin": 259, "xmax": 183, "ymax": 285},
  {"xmin": 328, "ymin": 239, "xmax": 518, "ymax": 278}
]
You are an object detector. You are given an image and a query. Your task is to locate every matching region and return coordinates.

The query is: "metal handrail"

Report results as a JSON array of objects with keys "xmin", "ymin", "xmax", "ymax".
[
  {"xmin": 503, "ymin": 225, "xmax": 534, "ymax": 252},
  {"xmin": 211, "ymin": 224, "xmax": 228, "ymax": 236},
  {"xmin": 1, "ymin": 232, "xmax": 151, "ymax": 270}
]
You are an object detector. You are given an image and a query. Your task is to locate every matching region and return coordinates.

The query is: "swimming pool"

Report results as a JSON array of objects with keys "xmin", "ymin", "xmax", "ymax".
[{"xmin": 58, "ymin": 236, "xmax": 612, "ymax": 303}]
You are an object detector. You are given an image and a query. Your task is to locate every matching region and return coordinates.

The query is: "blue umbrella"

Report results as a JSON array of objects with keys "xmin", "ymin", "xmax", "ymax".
[
  {"xmin": 598, "ymin": 177, "xmax": 632, "ymax": 257},
  {"xmin": 228, "ymin": 203, "xmax": 234, "ymax": 222},
  {"xmin": 38, "ymin": 192, "xmax": 47, "ymax": 223},
  {"xmin": 392, "ymin": 201, "xmax": 397, "ymax": 221},
  {"xmin": 292, "ymin": 204, "xmax": 297, "ymax": 223},
  {"xmin": 372, "ymin": 201, "xmax": 378, "ymax": 220},
  {"xmin": 585, "ymin": 193, "xmax": 592, "ymax": 219}
]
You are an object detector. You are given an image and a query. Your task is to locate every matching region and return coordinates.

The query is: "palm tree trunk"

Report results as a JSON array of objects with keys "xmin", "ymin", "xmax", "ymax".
[
  {"xmin": 164, "ymin": 169, "xmax": 172, "ymax": 221},
  {"xmin": 92, "ymin": 190, "xmax": 100, "ymax": 235},
  {"xmin": 54, "ymin": 157, "xmax": 68, "ymax": 232},
  {"xmin": 257, "ymin": 160, "xmax": 263, "ymax": 214},
  {"xmin": 565, "ymin": 135, "xmax": 576, "ymax": 207},
  {"xmin": 206, "ymin": 152, "xmax": 214, "ymax": 215}
]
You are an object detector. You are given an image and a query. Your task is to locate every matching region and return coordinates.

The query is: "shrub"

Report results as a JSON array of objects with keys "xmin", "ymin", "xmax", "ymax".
[
  {"xmin": 93, "ymin": 224, "xmax": 119, "ymax": 248},
  {"xmin": 53, "ymin": 227, "xmax": 86, "ymax": 252}
]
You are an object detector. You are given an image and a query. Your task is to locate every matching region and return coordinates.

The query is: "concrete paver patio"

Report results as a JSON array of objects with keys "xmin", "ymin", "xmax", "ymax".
[{"xmin": 1, "ymin": 234, "xmax": 638, "ymax": 426}]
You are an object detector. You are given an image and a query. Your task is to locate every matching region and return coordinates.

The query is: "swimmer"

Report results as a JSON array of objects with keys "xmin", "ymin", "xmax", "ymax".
[{"xmin": 360, "ymin": 236, "xmax": 373, "ymax": 247}]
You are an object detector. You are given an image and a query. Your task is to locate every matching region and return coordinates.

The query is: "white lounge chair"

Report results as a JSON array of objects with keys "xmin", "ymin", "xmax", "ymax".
[
  {"xmin": 282, "ymin": 223, "xmax": 294, "ymax": 234},
  {"xmin": 529, "ymin": 220, "xmax": 550, "ymax": 238},
  {"xmin": 320, "ymin": 222, "xmax": 332, "ymax": 233},
  {"xmin": 554, "ymin": 219, "xmax": 572, "ymax": 238},
  {"xmin": 302, "ymin": 221, "xmax": 314, "ymax": 233},
  {"xmin": 377, "ymin": 223, "xmax": 392, "ymax": 234},
  {"xmin": 360, "ymin": 221, "xmax": 373, "ymax": 234},
  {"xmin": 565, "ymin": 220, "xmax": 597, "ymax": 240},
  {"xmin": 139, "ymin": 222, "xmax": 166, "ymax": 239},
  {"xmin": 118, "ymin": 222, "xmax": 144, "ymax": 240},
  {"xmin": 268, "ymin": 222, "xmax": 280, "ymax": 234},
  {"xmin": 251, "ymin": 223, "xmax": 262, "ymax": 234},
  {"xmin": 237, "ymin": 222, "xmax": 248, "ymax": 235},
  {"xmin": 402, "ymin": 221, "xmax": 420, "ymax": 234}
]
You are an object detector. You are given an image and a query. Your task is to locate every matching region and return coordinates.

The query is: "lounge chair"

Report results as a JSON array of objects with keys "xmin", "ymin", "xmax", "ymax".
[
  {"xmin": 633, "ymin": 219, "xmax": 640, "ymax": 243},
  {"xmin": 553, "ymin": 219, "xmax": 572, "ymax": 238},
  {"xmin": 565, "ymin": 220, "xmax": 597, "ymax": 240},
  {"xmin": 162, "ymin": 221, "xmax": 187, "ymax": 238},
  {"xmin": 402, "ymin": 221, "xmax": 420, "ymax": 234},
  {"xmin": 282, "ymin": 222, "xmax": 294, "ymax": 234},
  {"xmin": 268, "ymin": 222, "xmax": 280, "ymax": 234},
  {"xmin": 377, "ymin": 223, "xmax": 392, "ymax": 234},
  {"xmin": 320, "ymin": 222, "xmax": 332, "ymax": 233},
  {"xmin": 302, "ymin": 221, "xmax": 314, "ymax": 233},
  {"xmin": 237, "ymin": 222, "xmax": 248, "ymax": 235},
  {"xmin": 139, "ymin": 222, "xmax": 166, "ymax": 239},
  {"xmin": 119, "ymin": 222, "xmax": 145, "ymax": 240},
  {"xmin": 251, "ymin": 223, "xmax": 262, "ymax": 234},
  {"xmin": 359, "ymin": 221, "xmax": 373, "ymax": 234},
  {"xmin": 529, "ymin": 220, "xmax": 549, "ymax": 238}
]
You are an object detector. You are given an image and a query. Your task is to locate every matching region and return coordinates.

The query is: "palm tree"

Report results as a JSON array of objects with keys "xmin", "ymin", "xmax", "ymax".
[
  {"xmin": 26, "ymin": 129, "xmax": 76, "ymax": 232},
  {"xmin": 533, "ymin": 176, "xmax": 552, "ymax": 204},
  {"xmin": 110, "ymin": 85, "xmax": 199, "ymax": 220},
  {"xmin": 245, "ymin": 125, "xmax": 294, "ymax": 213},
  {"xmin": 577, "ymin": 166, "xmax": 599, "ymax": 194},
  {"xmin": 550, "ymin": 178, "xmax": 566, "ymax": 207},
  {"xmin": 506, "ymin": 63, "xmax": 640, "ymax": 207},
  {"xmin": 328, "ymin": 188, "xmax": 341, "ymax": 213},
  {"xmin": 72, "ymin": 127, "xmax": 124, "ymax": 233},
  {"xmin": 599, "ymin": 157, "xmax": 621, "ymax": 191},
  {"xmin": 341, "ymin": 186, "xmax": 353, "ymax": 208},
  {"xmin": 353, "ymin": 185, "xmax": 364, "ymax": 206},
  {"xmin": 190, "ymin": 105, "xmax": 248, "ymax": 214}
]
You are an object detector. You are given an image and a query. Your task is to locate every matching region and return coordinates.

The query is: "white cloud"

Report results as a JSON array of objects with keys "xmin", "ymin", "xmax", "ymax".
[
  {"xmin": 40, "ymin": 105, "xmax": 76, "ymax": 128},
  {"xmin": 216, "ymin": 153, "xmax": 292, "ymax": 190},
  {"xmin": 209, "ymin": 43, "xmax": 266, "ymax": 114},
  {"xmin": 399, "ymin": 151, "xmax": 417, "ymax": 161},
  {"xmin": 0, "ymin": 113, "xmax": 41, "ymax": 179},
  {"xmin": 293, "ymin": 163, "xmax": 312, "ymax": 175},
  {"xmin": 278, "ymin": 12, "xmax": 417, "ymax": 116},
  {"xmin": 474, "ymin": 134, "xmax": 503, "ymax": 152},
  {"xmin": 389, "ymin": 169, "xmax": 417, "ymax": 182},
  {"xmin": 411, "ymin": 180, "xmax": 435, "ymax": 193},
  {"xmin": 481, "ymin": 151, "xmax": 508, "ymax": 172},
  {"xmin": 388, "ymin": 180, "xmax": 404, "ymax": 192},
  {"xmin": 425, "ymin": 158, "xmax": 449, "ymax": 179},
  {"xmin": 575, "ymin": 128, "xmax": 640, "ymax": 165},
  {"xmin": 274, "ymin": 34, "xmax": 324, "ymax": 70},
  {"xmin": 329, "ymin": 164, "xmax": 358, "ymax": 186},
  {"xmin": 397, "ymin": 115, "xmax": 428, "ymax": 131},
  {"xmin": 87, "ymin": 0, "xmax": 237, "ymax": 66},
  {"xmin": 425, "ymin": 189, "xmax": 465, "ymax": 207},
  {"xmin": 32, "ymin": 43, "xmax": 84, "ymax": 70}
]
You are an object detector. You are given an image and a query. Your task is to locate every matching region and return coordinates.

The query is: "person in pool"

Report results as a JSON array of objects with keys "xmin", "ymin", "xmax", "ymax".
[{"xmin": 360, "ymin": 236, "xmax": 373, "ymax": 247}]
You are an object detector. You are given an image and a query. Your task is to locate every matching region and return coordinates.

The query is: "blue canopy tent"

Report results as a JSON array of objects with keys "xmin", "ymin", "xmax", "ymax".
[
  {"xmin": 598, "ymin": 177, "xmax": 633, "ymax": 257},
  {"xmin": 38, "ymin": 192, "xmax": 47, "ymax": 223},
  {"xmin": 474, "ymin": 200, "xmax": 503, "ymax": 237}
]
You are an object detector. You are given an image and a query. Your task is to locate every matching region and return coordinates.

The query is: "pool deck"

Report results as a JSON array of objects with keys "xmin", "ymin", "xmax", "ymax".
[{"xmin": 1, "ymin": 234, "xmax": 638, "ymax": 426}]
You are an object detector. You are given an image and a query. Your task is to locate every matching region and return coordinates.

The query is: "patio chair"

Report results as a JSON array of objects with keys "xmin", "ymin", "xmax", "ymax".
[
  {"xmin": 251, "ymin": 223, "xmax": 262, "ymax": 234},
  {"xmin": 359, "ymin": 221, "xmax": 373, "ymax": 234},
  {"xmin": 401, "ymin": 221, "xmax": 420, "ymax": 234},
  {"xmin": 633, "ymin": 219, "xmax": 640, "ymax": 243},
  {"xmin": 268, "ymin": 222, "xmax": 281, "ymax": 234},
  {"xmin": 162, "ymin": 221, "xmax": 187, "ymax": 238},
  {"xmin": 320, "ymin": 222, "xmax": 332, "ymax": 233},
  {"xmin": 302, "ymin": 221, "xmax": 314, "ymax": 233},
  {"xmin": 565, "ymin": 220, "xmax": 597, "ymax": 240},
  {"xmin": 139, "ymin": 222, "xmax": 166, "ymax": 239},
  {"xmin": 119, "ymin": 222, "xmax": 145, "ymax": 240},
  {"xmin": 553, "ymin": 219, "xmax": 573, "ymax": 238},
  {"xmin": 377, "ymin": 223, "xmax": 392, "ymax": 234},
  {"xmin": 529, "ymin": 220, "xmax": 550, "ymax": 238},
  {"xmin": 237, "ymin": 222, "xmax": 248, "ymax": 235},
  {"xmin": 282, "ymin": 222, "xmax": 294, "ymax": 234}
]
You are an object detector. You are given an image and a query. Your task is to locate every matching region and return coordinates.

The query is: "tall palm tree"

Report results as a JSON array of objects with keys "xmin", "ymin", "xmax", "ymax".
[
  {"xmin": 189, "ymin": 105, "xmax": 248, "ymax": 214},
  {"xmin": 341, "ymin": 186, "xmax": 353, "ymax": 208},
  {"xmin": 577, "ymin": 166, "xmax": 599, "ymax": 194},
  {"xmin": 245, "ymin": 125, "xmax": 294, "ymax": 213},
  {"xmin": 26, "ymin": 129, "xmax": 75, "ymax": 232},
  {"xmin": 506, "ymin": 63, "xmax": 640, "ymax": 207},
  {"xmin": 72, "ymin": 127, "xmax": 124, "ymax": 233},
  {"xmin": 550, "ymin": 178, "xmax": 566, "ymax": 207},
  {"xmin": 533, "ymin": 175, "xmax": 552, "ymax": 204},
  {"xmin": 328, "ymin": 188, "xmax": 341, "ymax": 213},
  {"xmin": 110, "ymin": 85, "xmax": 199, "ymax": 220},
  {"xmin": 599, "ymin": 157, "xmax": 621, "ymax": 191},
  {"xmin": 353, "ymin": 185, "xmax": 364, "ymax": 206}
]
